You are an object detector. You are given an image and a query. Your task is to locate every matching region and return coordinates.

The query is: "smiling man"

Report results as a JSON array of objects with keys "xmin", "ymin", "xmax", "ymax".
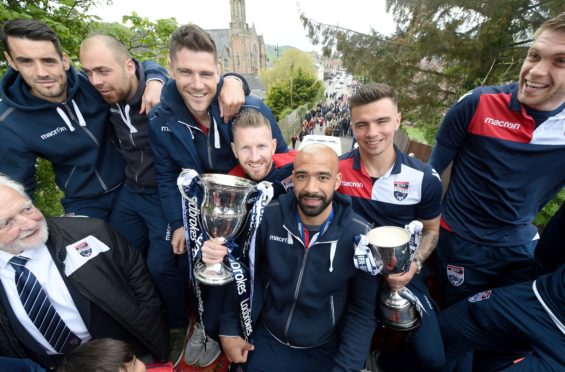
[
  {"xmin": 217, "ymin": 144, "xmax": 377, "ymax": 372},
  {"xmin": 0, "ymin": 174, "xmax": 167, "ymax": 370},
  {"xmin": 229, "ymin": 109, "xmax": 295, "ymax": 195},
  {"xmin": 147, "ymin": 24, "xmax": 287, "ymax": 367},
  {"xmin": 338, "ymin": 83, "xmax": 445, "ymax": 372},
  {"xmin": 429, "ymin": 12, "xmax": 565, "ymax": 309},
  {"xmin": 0, "ymin": 19, "xmax": 125, "ymax": 220}
]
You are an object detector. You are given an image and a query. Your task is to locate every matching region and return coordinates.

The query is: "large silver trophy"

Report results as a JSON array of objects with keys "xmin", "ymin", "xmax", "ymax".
[
  {"xmin": 367, "ymin": 226, "xmax": 420, "ymax": 331},
  {"xmin": 178, "ymin": 171, "xmax": 256, "ymax": 286}
]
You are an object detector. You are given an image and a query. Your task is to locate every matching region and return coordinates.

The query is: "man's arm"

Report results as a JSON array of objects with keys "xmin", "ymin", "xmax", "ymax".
[
  {"xmin": 429, "ymin": 90, "xmax": 479, "ymax": 175},
  {"xmin": 218, "ymin": 73, "xmax": 250, "ymax": 122},
  {"xmin": 147, "ymin": 108, "xmax": 186, "ymax": 249},
  {"xmin": 140, "ymin": 60, "xmax": 169, "ymax": 114}
]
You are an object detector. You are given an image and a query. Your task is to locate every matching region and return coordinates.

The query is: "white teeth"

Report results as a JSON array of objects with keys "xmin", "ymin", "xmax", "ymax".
[
  {"xmin": 527, "ymin": 81, "xmax": 547, "ymax": 89},
  {"xmin": 191, "ymin": 93, "xmax": 205, "ymax": 97}
]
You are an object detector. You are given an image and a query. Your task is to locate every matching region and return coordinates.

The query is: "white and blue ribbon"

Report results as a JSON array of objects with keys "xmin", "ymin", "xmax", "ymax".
[{"xmin": 353, "ymin": 234, "xmax": 383, "ymax": 276}]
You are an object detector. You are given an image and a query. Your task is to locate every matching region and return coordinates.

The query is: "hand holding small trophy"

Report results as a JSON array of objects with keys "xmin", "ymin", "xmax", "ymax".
[{"xmin": 367, "ymin": 225, "xmax": 421, "ymax": 331}]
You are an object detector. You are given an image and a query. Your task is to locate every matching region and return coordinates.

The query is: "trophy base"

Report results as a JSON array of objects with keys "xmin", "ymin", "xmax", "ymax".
[
  {"xmin": 378, "ymin": 293, "xmax": 421, "ymax": 331},
  {"xmin": 194, "ymin": 261, "xmax": 234, "ymax": 286}
]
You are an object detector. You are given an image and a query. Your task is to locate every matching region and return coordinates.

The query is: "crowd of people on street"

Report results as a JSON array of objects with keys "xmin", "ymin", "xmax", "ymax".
[
  {"xmin": 298, "ymin": 97, "xmax": 351, "ymax": 142},
  {"xmin": 0, "ymin": 11, "xmax": 563, "ymax": 372}
]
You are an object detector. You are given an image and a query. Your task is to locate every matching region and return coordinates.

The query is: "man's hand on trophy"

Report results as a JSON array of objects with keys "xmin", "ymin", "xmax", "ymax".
[
  {"xmin": 171, "ymin": 227, "xmax": 186, "ymax": 255},
  {"xmin": 202, "ymin": 238, "xmax": 228, "ymax": 264},
  {"xmin": 220, "ymin": 335, "xmax": 254, "ymax": 363},
  {"xmin": 385, "ymin": 261, "xmax": 418, "ymax": 291}
]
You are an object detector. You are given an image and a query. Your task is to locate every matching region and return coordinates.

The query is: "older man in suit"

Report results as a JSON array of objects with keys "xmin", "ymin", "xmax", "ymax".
[{"xmin": 0, "ymin": 174, "xmax": 167, "ymax": 370}]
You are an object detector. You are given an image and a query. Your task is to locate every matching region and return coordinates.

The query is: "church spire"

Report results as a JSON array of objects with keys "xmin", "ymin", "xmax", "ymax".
[{"xmin": 230, "ymin": 0, "xmax": 247, "ymax": 31}]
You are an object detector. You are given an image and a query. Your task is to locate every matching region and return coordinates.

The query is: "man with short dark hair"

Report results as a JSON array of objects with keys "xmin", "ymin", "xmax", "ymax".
[
  {"xmin": 339, "ymin": 83, "xmax": 445, "ymax": 371},
  {"xmin": 148, "ymin": 24, "xmax": 287, "ymax": 367},
  {"xmin": 0, "ymin": 20, "xmax": 167, "ymax": 220},
  {"xmin": 0, "ymin": 19, "xmax": 125, "ymax": 219},
  {"xmin": 149, "ymin": 24, "xmax": 287, "ymax": 257},
  {"xmin": 0, "ymin": 174, "xmax": 167, "ymax": 370}
]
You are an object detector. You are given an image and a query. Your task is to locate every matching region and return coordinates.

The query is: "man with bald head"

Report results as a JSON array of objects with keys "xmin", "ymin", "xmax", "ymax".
[
  {"xmin": 79, "ymin": 34, "xmax": 248, "ymax": 365},
  {"xmin": 216, "ymin": 144, "xmax": 378, "ymax": 371}
]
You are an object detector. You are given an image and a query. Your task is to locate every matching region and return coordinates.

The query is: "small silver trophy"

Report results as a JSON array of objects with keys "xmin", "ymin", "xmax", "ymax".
[
  {"xmin": 367, "ymin": 226, "xmax": 420, "ymax": 331},
  {"xmin": 178, "ymin": 171, "xmax": 256, "ymax": 286}
]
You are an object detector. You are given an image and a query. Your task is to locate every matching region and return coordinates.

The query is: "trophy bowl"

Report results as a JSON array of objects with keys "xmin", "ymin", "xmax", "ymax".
[
  {"xmin": 367, "ymin": 226, "xmax": 420, "ymax": 331},
  {"xmin": 179, "ymin": 171, "xmax": 256, "ymax": 286}
]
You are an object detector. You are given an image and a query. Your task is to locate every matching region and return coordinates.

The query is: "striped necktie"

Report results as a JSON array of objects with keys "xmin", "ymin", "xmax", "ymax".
[{"xmin": 9, "ymin": 256, "xmax": 81, "ymax": 354}]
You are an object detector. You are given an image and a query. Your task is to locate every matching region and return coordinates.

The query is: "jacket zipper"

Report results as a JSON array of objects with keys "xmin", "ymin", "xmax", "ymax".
[
  {"xmin": 283, "ymin": 247, "xmax": 309, "ymax": 341},
  {"xmin": 330, "ymin": 295, "xmax": 335, "ymax": 326},
  {"xmin": 62, "ymin": 102, "xmax": 99, "ymax": 146},
  {"xmin": 64, "ymin": 166, "xmax": 77, "ymax": 189},
  {"xmin": 282, "ymin": 226, "xmax": 308, "ymax": 341}
]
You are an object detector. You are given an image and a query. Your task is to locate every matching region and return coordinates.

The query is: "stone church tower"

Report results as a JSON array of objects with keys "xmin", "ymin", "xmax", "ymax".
[{"xmin": 207, "ymin": 0, "xmax": 266, "ymax": 75}]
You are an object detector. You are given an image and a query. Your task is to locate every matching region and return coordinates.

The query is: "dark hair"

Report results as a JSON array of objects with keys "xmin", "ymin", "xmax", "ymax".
[
  {"xmin": 534, "ymin": 12, "xmax": 565, "ymax": 39},
  {"xmin": 349, "ymin": 83, "xmax": 397, "ymax": 111},
  {"xmin": 232, "ymin": 109, "xmax": 272, "ymax": 137},
  {"xmin": 1, "ymin": 19, "xmax": 63, "ymax": 58},
  {"xmin": 169, "ymin": 24, "xmax": 217, "ymax": 62},
  {"xmin": 57, "ymin": 339, "xmax": 135, "ymax": 372}
]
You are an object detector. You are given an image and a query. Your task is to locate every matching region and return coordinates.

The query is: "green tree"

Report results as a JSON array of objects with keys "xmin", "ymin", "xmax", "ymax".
[
  {"xmin": 259, "ymin": 47, "xmax": 317, "ymax": 88},
  {"xmin": 300, "ymin": 0, "xmax": 565, "ymax": 143},
  {"xmin": 301, "ymin": 0, "xmax": 565, "ymax": 227},
  {"xmin": 265, "ymin": 68, "xmax": 322, "ymax": 120}
]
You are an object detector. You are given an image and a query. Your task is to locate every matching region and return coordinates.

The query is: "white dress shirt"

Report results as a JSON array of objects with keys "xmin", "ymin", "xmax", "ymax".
[{"xmin": 0, "ymin": 245, "xmax": 91, "ymax": 354}]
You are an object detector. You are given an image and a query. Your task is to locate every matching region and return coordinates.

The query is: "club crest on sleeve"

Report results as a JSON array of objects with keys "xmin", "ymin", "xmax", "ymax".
[
  {"xmin": 73, "ymin": 241, "xmax": 92, "ymax": 257},
  {"xmin": 394, "ymin": 181, "xmax": 409, "ymax": 201},
  {"xmin": 468, "ymin": 290, "xmax": 492, "ymax": 303},
  {"xmin": 281, "ymin": 176, "xmax": 294, "ymax": 191},
  {"xmin": 447, "ymin": 265, "xmax": 464, "ymax": 286}
]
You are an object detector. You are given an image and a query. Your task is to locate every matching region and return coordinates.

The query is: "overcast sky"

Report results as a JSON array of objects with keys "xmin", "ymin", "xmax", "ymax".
[{"xmin": 89, "ymin": 0, "xmax": 397, "ymax": 52}]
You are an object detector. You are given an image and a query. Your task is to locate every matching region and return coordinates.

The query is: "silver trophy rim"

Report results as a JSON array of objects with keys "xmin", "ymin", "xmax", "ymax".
[
  {"xmin": 367, "ymin": 226, "xmax": 410, "ymax": 248},
  {"xmin": 200, "ymin": 173, "xmax": 256, "ymax": 190}
]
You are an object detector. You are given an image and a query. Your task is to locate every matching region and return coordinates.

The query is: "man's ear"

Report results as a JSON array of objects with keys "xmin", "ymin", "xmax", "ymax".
[
  {"xmin": 125, "ymin": 58, "xmax": 136, "ymax": 77},
  {"xmin": 168, "ymin": 58, "xmax": 174, "ymax": 79},
  {"xmin": 394, "ymin": 112, "xmax": 402, "ymax": 131},
  {"xmin": 334, "ymin": 172, "xmax": 342, "ymax": 191},
  {"xmin": 4, "ymin": 51, "xmax": 16, "ymax": 70},
  {"xmin": 271, "ymin": 138, "xmax": 277, "ymax": 155},
  {"xmin": 231, "ymin": 142, "xmax": 238, "ymax": 158},
  {"xmin": 62, "ymin": 53, "xmax": 71, "ymax": 71}
]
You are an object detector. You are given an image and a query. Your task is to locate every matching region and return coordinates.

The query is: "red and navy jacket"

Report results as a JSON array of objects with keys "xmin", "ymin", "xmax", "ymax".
[
  {"xmin": 339, "ymin": 146, "xmax": 442, "ymax": 227},
  {"xmin": 430, "ymin": 83, "xmax": 565, "ymax": 246}
]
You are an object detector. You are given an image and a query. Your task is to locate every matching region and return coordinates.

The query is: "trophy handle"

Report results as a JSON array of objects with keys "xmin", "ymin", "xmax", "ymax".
[{"xmin": 177, "ymin": 168, "xmax": 199, "ymax": 200}]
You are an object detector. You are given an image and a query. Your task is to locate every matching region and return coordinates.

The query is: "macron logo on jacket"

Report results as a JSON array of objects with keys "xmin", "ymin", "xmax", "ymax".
[
  {"xmin": 484, "ymin": 117, "xmax": 521, "ymax": 130},
  {"xmin": 40, "ymin": 126, "xmax": 68, "ymax": 140},
  {"xmin": 269, "ymin": 234, "xmax": 290, "ymax": 244}
]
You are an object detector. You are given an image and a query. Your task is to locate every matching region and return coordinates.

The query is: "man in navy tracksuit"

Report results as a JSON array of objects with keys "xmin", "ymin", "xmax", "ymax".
[
  {"xmin": 217, "ymin": 144, "xmax": 378, "ymax": 371},
  {"xmin": 79, "ymin": 34, "xmax": 249, "ymax": 365},
  {"xmin": 338, "ymin": 83, "xmax": 445, "ymax": 371},
  {"xmin": 439, "ymin": 203, "xmax": 565, "ymax": 371},
  {"xmin": 148, "ymin": 24, "xmax": 287, "ymax": 367},
  {"xmin": 0, "ymin": 19, "xmax": 126, "ymax": 219},
  {"xmin": 429, "ymin": 13, "xmax": 565, "ymax": 307}
]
